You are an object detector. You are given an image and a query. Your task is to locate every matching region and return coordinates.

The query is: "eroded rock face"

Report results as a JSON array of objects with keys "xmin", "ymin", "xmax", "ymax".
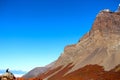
[{"xmin": 53, "ymin": 11, "xmax": 120, "ymax": 72}]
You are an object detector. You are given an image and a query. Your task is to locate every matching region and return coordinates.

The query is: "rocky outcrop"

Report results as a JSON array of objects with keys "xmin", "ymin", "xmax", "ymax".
[{"xmin": 53, "ymin": 10, "xmax": 120, "ymax": 73}]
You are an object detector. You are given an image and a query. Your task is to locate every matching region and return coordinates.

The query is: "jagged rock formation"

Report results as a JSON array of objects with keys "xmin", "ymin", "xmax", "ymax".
[
  {"xmin": 22, "ymin": 61, "xmax": 55, "ymax": 78},
  {"xmin": 37, "ymin": 10, "xmax": 120, "ymax": 80},
  {"xmin": 53, "ymin": 9, "xmax": 120, "ymax": 74},
  {"xmin": 22, "ymin": 5, "xmax": 120, "ymax": 80}
]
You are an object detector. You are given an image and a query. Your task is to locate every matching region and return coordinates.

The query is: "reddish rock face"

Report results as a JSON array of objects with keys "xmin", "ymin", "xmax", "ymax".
[{"xmin": 29, "ymin": 64, "xmax": 120, "ymax": 80}]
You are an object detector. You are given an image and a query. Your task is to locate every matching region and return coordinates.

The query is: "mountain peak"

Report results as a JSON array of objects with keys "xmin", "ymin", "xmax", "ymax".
[
  {"xmin": 52, "ymin": 6, "xmax": 120, "ymax": 73},
  {"xmin": 91, "ymin": 10, "xmax": 120, "ymax": 36},
  {"xmin": 23, "ymin": 5, "xmax": 120, "ymax": 80}
]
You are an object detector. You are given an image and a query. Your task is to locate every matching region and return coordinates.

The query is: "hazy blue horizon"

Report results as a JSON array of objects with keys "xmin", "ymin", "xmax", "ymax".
[
  {"xmin": 0, "ymin": 0, "xmax": 120, "ymax": 72},
  {"xmin": 0, "ymin": 69, "xmax": 26, "ymax": 77}
]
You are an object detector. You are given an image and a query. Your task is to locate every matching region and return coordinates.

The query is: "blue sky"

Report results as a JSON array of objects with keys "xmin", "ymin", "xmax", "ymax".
[
  {"xmin": 0, "ymin": 69, "xmax": 26, "ymax": 74},
  {"xmin": 0, "ymin": 69, "xmax": 26, "ymax": 77},
  {"xmin": 0, "ymin": 0, "xmax": 120, "ymax": 73}
]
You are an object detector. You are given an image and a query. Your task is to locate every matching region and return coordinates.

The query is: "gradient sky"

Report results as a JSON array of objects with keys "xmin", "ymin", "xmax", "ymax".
[{"xmin": 0, "ymin": 0, "xmax": 120, "ymax": 72}]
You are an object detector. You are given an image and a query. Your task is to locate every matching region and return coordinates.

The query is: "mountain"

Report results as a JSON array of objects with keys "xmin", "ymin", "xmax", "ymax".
[
  {"xmin": 52, "ymin": 9, "xmax": 120, "ymax": 74},
  {"xmin": 22, "ymin": 61, "xmax": 55, "ymax": 78},
  {"xmin": 22, "ymin": 5, "xmax": 120, "ymax": 80},
  {"xmin": 33, "ymin": 7, "xmax": 120, "ymax": 80}
]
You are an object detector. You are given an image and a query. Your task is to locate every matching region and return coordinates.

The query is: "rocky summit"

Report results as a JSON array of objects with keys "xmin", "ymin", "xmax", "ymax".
[{"xmin": 53, "ymin": 9, "xmax": 120, "ymax": 73}]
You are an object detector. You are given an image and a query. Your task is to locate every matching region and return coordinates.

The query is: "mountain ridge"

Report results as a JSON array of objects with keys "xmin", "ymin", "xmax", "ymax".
[
  {"xmin": 52, "ymin": 10, "xmax": 120, "ymax": 73},
  {"xmin": 22, "ymin": 5, "xmax": 120, "ymax": 80}
]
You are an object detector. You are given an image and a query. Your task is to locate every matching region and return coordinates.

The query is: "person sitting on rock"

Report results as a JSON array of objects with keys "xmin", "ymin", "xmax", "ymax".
[
  {"xmin": 6, "ymin": 68, "xmax": 9, "ymax": 73},
  {"xmin": 1, "ymin": 68, "xmax": 16, "ymax": 80}
]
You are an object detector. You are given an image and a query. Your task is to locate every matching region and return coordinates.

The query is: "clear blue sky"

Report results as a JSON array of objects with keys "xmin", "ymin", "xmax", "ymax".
[{"xmin": 0, "ymin": 0, "xmax": 119, "ymax": 72}]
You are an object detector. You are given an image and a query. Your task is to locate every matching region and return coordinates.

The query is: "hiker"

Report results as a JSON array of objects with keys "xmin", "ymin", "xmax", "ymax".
[
  {"xmin": 6, "ymin": 69, "xmax": 9, "ymax": 73},
  {"xmin": 0, "ymin": 69, "xmax": 16, "ymax": 80}
]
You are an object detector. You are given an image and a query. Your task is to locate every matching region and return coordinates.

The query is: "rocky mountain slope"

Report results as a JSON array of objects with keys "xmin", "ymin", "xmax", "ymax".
[
  {"xmin": 34, "ymin": 64, "xmax": 120, "ymax": 80},
  {"xmin": 53, "ymin": 9, "xmax": 120, "ymax": 73},
  {"xmin": 21, "ymin": 5, "xmax": 120, "ymax": 80},
  {"xmin": 36, "ymin": 6, "xmax": 120, "ymax": 80},
  {"xmin": 22, "ymin": 61, "xmax": 55, "ymax": 78}
]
